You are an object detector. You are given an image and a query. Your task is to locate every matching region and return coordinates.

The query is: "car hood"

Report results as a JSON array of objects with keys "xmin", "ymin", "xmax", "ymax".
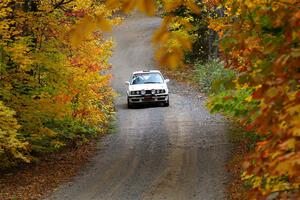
[{"xmin": 129, "ymin": 83, "xmax": 167, "ymax": 91}]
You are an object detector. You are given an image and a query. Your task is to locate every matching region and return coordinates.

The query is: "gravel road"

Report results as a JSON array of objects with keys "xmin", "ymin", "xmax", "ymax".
[{"xmin": 47, "ymin": 13, "xmax": 232, "ymax": 200}]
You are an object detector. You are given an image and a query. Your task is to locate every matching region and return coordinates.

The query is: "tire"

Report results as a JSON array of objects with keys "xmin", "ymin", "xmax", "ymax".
[
  {"xmin": 164, "ymin": 99, "xmax": 169, "ymax": 107},
  {"xmin": 127, "ymin": 98, "xmax": 134, "ymax": 109}
]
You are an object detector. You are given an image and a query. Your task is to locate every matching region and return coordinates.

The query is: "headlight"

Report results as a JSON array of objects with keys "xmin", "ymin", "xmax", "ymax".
[
  {"xmin": 131, "ymin": 91, "xmax": 140, "ymax": 95},
  {"xmin": 151, "ymin": 89, "xmax": 156, "ymax": 95},
  {"xmin": 155, "ymin": 89, "xmax": 165, "ymax": 94},
  {"xmin": 141, "ymin": 90, "xmax": 146, "ymax": 95}
]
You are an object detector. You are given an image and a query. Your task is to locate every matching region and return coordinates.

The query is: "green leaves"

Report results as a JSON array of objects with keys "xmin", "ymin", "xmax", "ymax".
[
  {"xmin": 208, "ymin": 88, "xmax": 258, "ymax": 118},
  {"xmin": 193, "ymin": 59, "xmax": 235, "ymax": 93}
]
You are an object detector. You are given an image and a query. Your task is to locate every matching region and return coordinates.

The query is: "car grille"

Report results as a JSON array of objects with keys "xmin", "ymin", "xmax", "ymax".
[{"xmin": 131, "ymin": 89, "xmax": 166, "ymax": 95}]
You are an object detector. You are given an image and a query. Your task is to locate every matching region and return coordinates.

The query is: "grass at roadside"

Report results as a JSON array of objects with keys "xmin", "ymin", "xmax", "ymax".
[
  {"xmin": 161, "ymin": 59, "xmax": 234, "ymax": 94},
  {"xmin": 193, "ymin": 59, "xmax": 235, "ymax": 94},
  {"xmin": 226, "ymin": 125, "xmax": 262, "ymax": 200}
]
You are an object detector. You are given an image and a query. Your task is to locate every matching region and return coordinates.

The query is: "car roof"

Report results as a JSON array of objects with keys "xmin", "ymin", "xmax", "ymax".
[{"xmin": 132, "ymin": 70, "xmax": 161, "ymax": 75}]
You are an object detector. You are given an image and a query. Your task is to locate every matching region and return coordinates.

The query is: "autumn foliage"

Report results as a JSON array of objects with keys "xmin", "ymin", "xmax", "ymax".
[
  {"xmin": 206, "ymin": 0, "xmax": 300, "ymax": 199},
  {"xmin": 1, "ymin": 0, "xmax": 299, "ymax": 199},
  {"xmin": 0, "ymin": 0, "xmax": 117, "ymax": 167}
]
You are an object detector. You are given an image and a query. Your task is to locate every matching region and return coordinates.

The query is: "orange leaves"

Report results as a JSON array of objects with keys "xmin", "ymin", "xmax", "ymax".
[
  {"xmin": 0, "ymin": 0, "xmax": 115, "ymax": 167},
  {"xmin": 152, "ymin": 16, "xmax": 193, "ymax": 67},
  {"xmin": 137, "ymin": 0, "xmax": 157, "ymax": 16},
  {"xmin": 153, "ymin": 30, "xmax": 191, "ymax": 67},
  {"xmin": 152, "ymin": 16, "xmax": 171, "ymax": 43},
  {"xmin": 206, "ymin": 0, "xmax": 300, "ymax": 197},
  {"xmin": 68, "ymin": 3, "xmax": 119, "ymax": 47},
  {"xmin": 69, "ymin": 15, "xmax": 112, "ymax": 47},
  {"xmin": 184, "ymin": 0, "xmax": 201, "ymax": 14},
  {"xmin": 96, "ymin": 16, "xmax": 113, "ymax": 32},
  {"xmin": 152, "ymin": 0, "xmax": 199, "ymax": 67},
  {"xmin": 208, "ymin": 17, "xmax": 226, "ymax": 37},
  {"xmin": 162, "ymin": 0, "xmax": 182, "ymax": 12},
  {"xmin": 155, "ymin": 35, "xmax": 191, "ymax": 67},
  {"xmin": 275, "ymin": 152, "xmax": 300, "ymax": 177}
]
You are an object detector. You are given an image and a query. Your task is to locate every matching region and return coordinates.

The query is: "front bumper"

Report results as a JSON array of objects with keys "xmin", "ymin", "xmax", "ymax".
[{"xmin": 128, "ymin": 94, "xmax": 169, "ymax": 104}]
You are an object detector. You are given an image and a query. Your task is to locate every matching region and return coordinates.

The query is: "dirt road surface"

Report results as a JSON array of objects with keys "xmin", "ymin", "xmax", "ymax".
[{"xmin": 47, "ymin": 13, "xmax": 232, "ymax": 200}]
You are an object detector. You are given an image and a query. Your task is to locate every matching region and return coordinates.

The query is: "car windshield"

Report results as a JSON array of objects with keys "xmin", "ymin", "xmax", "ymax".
[{"xmin": 131, "ymin": 73, "xmax": 163, "ymax": 85}]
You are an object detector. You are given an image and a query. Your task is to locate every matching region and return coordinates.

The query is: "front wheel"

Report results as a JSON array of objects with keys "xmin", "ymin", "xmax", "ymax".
[
  {"xmin": 127, "ymin": 98, "xmax": 133, "ymax": 109},
  {"xmin": 164, "ymin": 99, "xmax": 169, "ymax": 107}
]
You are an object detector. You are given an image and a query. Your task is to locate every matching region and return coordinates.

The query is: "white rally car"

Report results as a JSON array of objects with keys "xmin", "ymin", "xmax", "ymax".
[{"xmin": 125, "ymin": 70, "xmax": 169, "ymax": 108}]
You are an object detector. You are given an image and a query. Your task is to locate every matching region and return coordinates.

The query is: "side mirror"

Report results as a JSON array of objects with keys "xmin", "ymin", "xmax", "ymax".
[
  {"xmin": 125, "ymin": 81, "xmax": 130, "ymax": 85},
  {"xmin": 165, "ymin": 79, "xmax": 170, "ymax": 83}
]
